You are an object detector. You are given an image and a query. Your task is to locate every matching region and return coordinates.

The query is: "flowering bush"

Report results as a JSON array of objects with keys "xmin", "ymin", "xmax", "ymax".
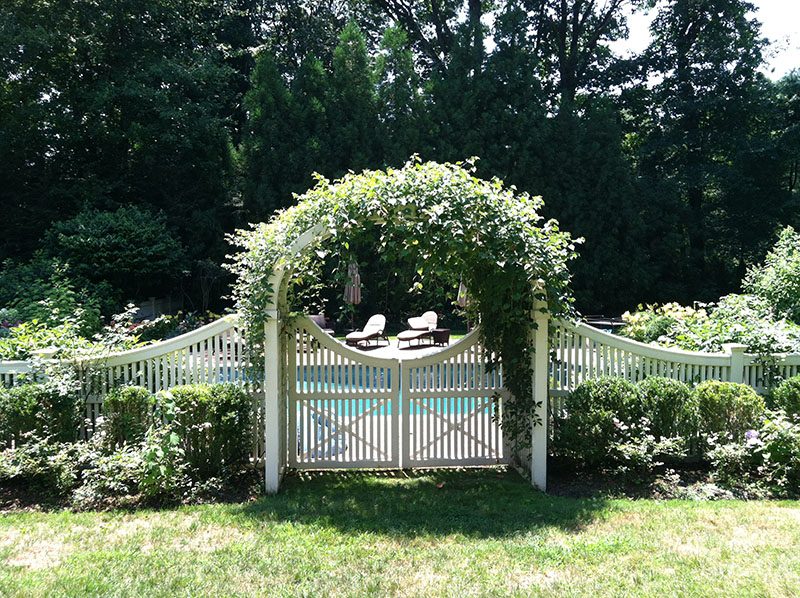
[
  {"xmin": 620, "ymin": 295, "xmax": 800, "ymax": 354},
  {"xmin": 709, "ymin": 412, "xmax": 800, "ymax": 498},
  {"xmin": 743, "ymin": 226, "xmax": 800, "ymax": 325}
]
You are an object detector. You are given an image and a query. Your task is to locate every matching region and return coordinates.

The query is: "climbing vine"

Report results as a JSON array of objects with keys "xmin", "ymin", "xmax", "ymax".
[{"xmin": 227, "ymin": 158, "xmax": 578, "ymax": 446}]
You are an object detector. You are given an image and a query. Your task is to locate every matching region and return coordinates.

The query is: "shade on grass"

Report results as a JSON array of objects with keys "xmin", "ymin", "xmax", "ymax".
[{"xmin": 1, "ymin": 468, "xmax": 799, "ymax": 597}]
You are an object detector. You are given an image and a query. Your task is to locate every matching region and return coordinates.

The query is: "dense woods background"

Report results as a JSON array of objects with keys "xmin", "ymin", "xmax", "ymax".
[{"xmin": 1, "ymin": 0, "xmax": 798, "ymax": 320}]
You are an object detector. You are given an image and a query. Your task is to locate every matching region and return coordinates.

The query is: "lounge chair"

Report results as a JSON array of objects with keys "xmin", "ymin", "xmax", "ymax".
[
  {"xmin": 345, "ymin": 314, "xmax": 389, "ymax": 347},
  {"xmin": 397, "ymin": 311, "xmax": 438, "ymax": 347}
]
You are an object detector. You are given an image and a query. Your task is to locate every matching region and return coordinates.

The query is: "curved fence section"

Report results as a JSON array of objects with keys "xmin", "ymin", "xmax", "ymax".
[
  {"xmin": 550, "ymin": 321, "xmax": 800, "ymax": 411},
  {"xmin": 0, "ymin": 316, "xmax": 264, "ymax": 459}
]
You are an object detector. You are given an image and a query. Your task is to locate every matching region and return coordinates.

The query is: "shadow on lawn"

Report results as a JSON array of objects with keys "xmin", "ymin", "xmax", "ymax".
[{"xmin": 232, "ymin": 467, "xmax": 610, "ymax": 539}]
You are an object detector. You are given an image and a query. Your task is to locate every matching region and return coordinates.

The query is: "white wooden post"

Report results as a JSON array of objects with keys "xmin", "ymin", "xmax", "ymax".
[
  {"xmin": 531, "ymin": 300, "xmax": 549, "ymax": 491},
  {"xmin": 264, "ymin": 309, "xmax": 282, "ymax": 494},
  {"xmin": 723, "ymin": 343, "xmax": 746, "ymax": 384}
]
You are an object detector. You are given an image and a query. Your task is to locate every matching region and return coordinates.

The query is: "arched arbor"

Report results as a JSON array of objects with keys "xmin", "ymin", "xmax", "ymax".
[{"xmin": 228, "ymin": 159, "xmax": 577, "ymax": 493}]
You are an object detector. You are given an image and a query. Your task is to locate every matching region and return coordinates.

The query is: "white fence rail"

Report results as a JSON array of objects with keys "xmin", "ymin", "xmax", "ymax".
[{"xmin": 549, "ymin": 321, "xmax": 800, "ymax": 415}]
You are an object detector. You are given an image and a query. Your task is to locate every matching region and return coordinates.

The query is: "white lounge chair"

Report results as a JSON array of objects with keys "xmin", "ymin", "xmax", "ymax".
[
  {"xmin": 345, "ymin": 314, "xmax": 389, "ymax": 347},
  {"xmin": 397, "ymin": 311, "xmax": 438, "ymax": 347}
]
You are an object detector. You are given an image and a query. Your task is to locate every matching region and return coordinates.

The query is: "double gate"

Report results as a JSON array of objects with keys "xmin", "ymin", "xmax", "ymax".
[{"xmin": 288, "ymin": 317, "xmax": 508, "ymax": 469}]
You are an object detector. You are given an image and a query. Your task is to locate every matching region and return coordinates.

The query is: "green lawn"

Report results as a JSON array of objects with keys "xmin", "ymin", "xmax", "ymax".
[{"xmin": 1, "ymin": 468, "xmax": 799, "ymax": 597}]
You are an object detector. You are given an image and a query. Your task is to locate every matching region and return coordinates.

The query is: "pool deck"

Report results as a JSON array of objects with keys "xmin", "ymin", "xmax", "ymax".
[{"xmin": 330, "ymin": 337, "xmax": 449, "ymax": 360}]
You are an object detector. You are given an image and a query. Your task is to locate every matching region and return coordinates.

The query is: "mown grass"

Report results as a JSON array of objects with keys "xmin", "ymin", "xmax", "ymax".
[{"xmin": 1, "ymin": 468, "xmax": 799, "ymax": 597}]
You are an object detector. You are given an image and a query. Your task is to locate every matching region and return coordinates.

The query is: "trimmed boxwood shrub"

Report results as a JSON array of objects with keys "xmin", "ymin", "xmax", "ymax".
[
  {"xmin": 771, "ymin": 376, "xmax": 800, "ymax": 416},
  {"xmin": 552, "ymin": 376, "xmax": 639, "ymax": 466},
  {"xmin": 164, "ymin": 384, "xmax": 253, "ymax": 479},
  {"xmin": 0, "ymin": 383, "xmax": 81, "ymax": 448},
  {"xmin": 694, "ymin": 381, "xmax": 765, "ymax": 442},
  {"xmin": 101, "ymin": 386, "xmax": 153, "ymax": 449},
  {"xmin": 636, "ymin": 377, "xmax": 697, "ymax": 440}
]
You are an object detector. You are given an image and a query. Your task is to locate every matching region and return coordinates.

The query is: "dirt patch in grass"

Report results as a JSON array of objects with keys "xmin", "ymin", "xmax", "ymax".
[{"xmin": 6, "ymin": 538, "xmax": 69, "ymax": 570}]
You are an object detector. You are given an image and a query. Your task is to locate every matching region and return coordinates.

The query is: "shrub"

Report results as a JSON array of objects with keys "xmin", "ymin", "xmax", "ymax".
[
  {"xmin": 709, "ymin": 411, "xmax": 800, "ymax": 498},
  {"xmin": 72, "ymin": 444, "xmax": 144, "ymax": 509},
  {"xmin": 694, "ymin": 381, "xmax": 765, "ymax": 443},
  {"xmin": 620, "ymin": 295, "xmax": 800, "ymax": 355},
  {"xmin": 772, "ymin": 376, "xmax": 800, "ymax": 416},
  {"xmin": 101, "ymin": 386, "xmax": 153, "ymax": 449},
  {"xmin": 743, "ymin": 226, "xmax": 800, "ymax": 325},
  {"xmin": 636, "ymin": 377, "xmax": 696, "ymax": 440},
  {"xmin": 44, "ymin": 205, "xmax": 185, "ymax": 303},
  {"xmin": 0, "ymin": 383, "xmax": 82, "ymax": 447},
  {"xmin": 552, "ymin": 376, "xmax": 640, "ymax": 467},
  {"xmin": 0, "ymin": 438, "xmax": 81, "ymax": 497},
  {"xmin": 163, "ymin": 384, "xmax": 253, "ymax": 479}
]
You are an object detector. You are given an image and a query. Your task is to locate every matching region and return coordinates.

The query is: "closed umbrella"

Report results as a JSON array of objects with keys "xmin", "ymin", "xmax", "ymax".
[
  {"xmin": 343, "ymin": 262, "xmax": 361, "ymax": 330},
  {"xmin": 344, "ymin": 263, "xmax": 362, "ymax": 306},
  {"xmin": 457, "ymin": 281, "xmax": 468, "ymax": 308}
]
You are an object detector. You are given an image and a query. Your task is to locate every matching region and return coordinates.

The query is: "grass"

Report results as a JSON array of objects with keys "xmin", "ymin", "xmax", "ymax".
[{"xmin": 1, "ymin": 468, "xmax": 799, "ymax": 597}]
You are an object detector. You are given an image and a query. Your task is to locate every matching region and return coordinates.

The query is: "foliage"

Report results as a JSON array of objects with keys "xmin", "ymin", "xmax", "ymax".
[
  {"xmin": 44, "ymin": 206, "xmax": 186, "ymax": 304},
  {"xmin": 100, "ymin": 386, "xmax": 153, "ymax": 449},
  {"xmin": 228, "ymin": 159, "xmax": 577, "ymax": 447},
  {"xmin": 709, "ymin": 411, "xmax": 800, "ymax": 498},
  {"xmin": 0, "ymin": 258, "xmax": 103, "ymax": 336},
  {"xmin": 552, "ymin": 376, "xmax": 640, "ymax": 466},
  {"xmin": 636, "ymin": 377, "xmax": 696, "ymax": 441},
  {"xmin": 0, "ymin": 383, "xmax": 82, "ymax": 448},
  {"xmin": 140, "ymin": 393, "xmax": 189, "ymax": 500},
  {"xmin": 694, "ymin": 381, "xmax": 765, "ymax": 443},
  {"xmin": 771, "ymin": 375, "xmax": 800, "ymax": 416},
  {"xmin": 71, "ymin": 444, "xmax": 144, "ymax": 508},
  {"xmin": 743, "ymin": 226, "xmax": 800, "ymax": 324},
  {"xmin": 0, "ymin": 438, "xmax": 81, "ymax": 497},
  {"xmin": 620, "ymin": 295, "xmax": 800, "ymax": 354},
  {"xmin": 620, "ymin": 302, "xmax": 708, "ymax": 344},
  {"xmin": 166, "ymin": 384, "xmax": 253, "ymax": 479}
]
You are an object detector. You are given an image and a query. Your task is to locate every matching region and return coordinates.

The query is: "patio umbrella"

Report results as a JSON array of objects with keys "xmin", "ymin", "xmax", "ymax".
[
  {"xmin": 343, "ymin": 262, "xmax": 362, "ymax": 306},
  {"xmin": 458, "ymin": 280, "xmax": 473, "ymax": 331},
  {"xmin": 457, "ymin": 281, "xmax": 469, "ymax": 308},
  {"xmin": 343, "ymin": 262, "xmax": 361, "ymax": 330}
]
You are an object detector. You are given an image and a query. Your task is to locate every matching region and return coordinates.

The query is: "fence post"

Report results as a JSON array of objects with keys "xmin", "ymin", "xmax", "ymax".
[
  {"xmin": 531, "ymin": 300, "xmax": 549, "ymax": 492},
  {"xmin": 723, "ymin": 343, "xmax": 746, "ymax": 384},
  {"xmin": 264, "ymin": 311, "xmax": 282, "ymax": 494}
]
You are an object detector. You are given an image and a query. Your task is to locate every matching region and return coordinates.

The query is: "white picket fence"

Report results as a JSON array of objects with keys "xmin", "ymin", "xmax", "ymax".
[
  {"xmin": 4, "ymin": 314, "xmax": 800, "ymax": 469},
  {"xmin": 548, "ymin": 320, "xmax": 800, "ymax": 415},
  {"xmin": 0, "ymin": 315, "xmax": 265, "ymax": 460}
]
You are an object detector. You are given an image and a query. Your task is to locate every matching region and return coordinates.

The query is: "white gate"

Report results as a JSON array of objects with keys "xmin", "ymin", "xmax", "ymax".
[
  {"xmin": 403, "ymin": 330, "xmax": 506, "ymax": 466},
  {"xmin": 287, "ymin": 317, "xmax": 507, "ymax": 469},
  {"xmin": 289, "ymin": 318, "xmax": 401, "ymax": 468}
]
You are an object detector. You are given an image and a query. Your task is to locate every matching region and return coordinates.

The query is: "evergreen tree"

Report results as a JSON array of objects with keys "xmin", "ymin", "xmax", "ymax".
[
  {"xmin": 375, "ymin": 26, "xmax": 425, "ymax": 167},
  {"xmin": 329, "ymin": 22, "xmax": 379, "ymax": 175},
  {"xmin": 242, "ymin": 52, "xmax": 295, "ymax": 219}
]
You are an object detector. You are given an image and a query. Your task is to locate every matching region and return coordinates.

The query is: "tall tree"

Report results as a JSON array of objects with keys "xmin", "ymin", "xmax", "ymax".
[
  {"xmin": 329, "ymin": 22, "xmax": 380, "ymax": 174},
  {"xmin": 375, "ymin": 26, "xmax": 426, "ymax": 167},
  {"xmin": 636, "ymin": 0, "xmax": 769, "ymax": 298}
]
